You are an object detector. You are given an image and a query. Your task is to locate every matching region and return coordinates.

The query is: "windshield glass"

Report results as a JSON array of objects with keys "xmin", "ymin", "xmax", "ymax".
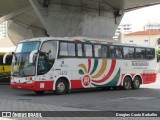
[
  {"xmin": 12, "ymin": 41, "xmax": 40, "ymax": 77},
  {"xmin": 15, "ymin": 41, "xmax": 40, "ymax": 53}
]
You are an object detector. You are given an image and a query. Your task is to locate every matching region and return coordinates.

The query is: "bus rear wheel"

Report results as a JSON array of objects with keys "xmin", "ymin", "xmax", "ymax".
[
  {"xmin": 55, "ymin": 79, "xmax": 68, "ymax": 95},
  {"xmin": 132, "ymin": 77, "xmax": 141, "ymax": 89},
  {"xmin": 123, "ymin": 77, "xmax": 132, "ymax": 90}
]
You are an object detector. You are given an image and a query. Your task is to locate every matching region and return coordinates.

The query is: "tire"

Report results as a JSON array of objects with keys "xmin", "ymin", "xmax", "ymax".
[
  {"xmin": 34, "ymin": 91, "xmax": 45, "ymax": 95},
  {"xmin": 132, "ymin": 77, "xmax": 141, "ymax": 89},
  {"xmin": 55, "ymin": 79, "xmax": 68, "ymax": 95},
  {"xmin": 123, "ymin": 77, "xmax": 132, "ymax": 90}
]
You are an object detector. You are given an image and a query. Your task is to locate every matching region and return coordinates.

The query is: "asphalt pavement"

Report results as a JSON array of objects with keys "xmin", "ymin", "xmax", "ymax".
[{"xmin": 0, "ymin": 78, "xmax": 160, "ymax": 120}]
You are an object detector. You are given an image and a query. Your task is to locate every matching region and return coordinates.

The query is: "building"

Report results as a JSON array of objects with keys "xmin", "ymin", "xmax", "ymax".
[
  {"xmin": 0, "ymin": 21, "xmax": 7, "ymax": 39},
  {"xmin": 122, "ymin": 31, "xmax": 160, "ymax": 47},
  {"xmin": 0, "ymin": 38, "xmax": 15, "ymax": 52},
  {"xmin": 0, "ymin": 21, "xmax": 15, "ymax": 52},
  {"xmin": 113, "ymin": 23, "xmax": 133, "ymax": 40},
  {"xmin": 0, "ymin": 32, "xmax": 2, "ymax": 38},
  {"xmin": 144, "ymin": 23, "xmax": 160, "ymax": 31}
]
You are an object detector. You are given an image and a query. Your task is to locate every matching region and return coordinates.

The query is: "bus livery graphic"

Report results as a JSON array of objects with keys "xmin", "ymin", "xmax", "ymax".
[{"xmin": 78, "ymin": 59, "xmax": 120, "ymax": 87}]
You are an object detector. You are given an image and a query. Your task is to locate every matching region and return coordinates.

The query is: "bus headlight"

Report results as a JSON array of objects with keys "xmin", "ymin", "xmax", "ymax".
[
  {"xmin": 27, "ymin": 77, "xmax": 33, "ymax": 81},
  {"xmin": 26, "ymin": 81, "xmax": 34, "ymax": 84}
]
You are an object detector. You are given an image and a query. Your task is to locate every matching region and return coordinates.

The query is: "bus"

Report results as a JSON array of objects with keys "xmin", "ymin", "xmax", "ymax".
[
  {"xmin": 3, "ymin": 37, "xmax": 156, "ymax": 94},
  {"xmin": 0, "ymin": 52, "xmax": 12, "ymax": 83}
]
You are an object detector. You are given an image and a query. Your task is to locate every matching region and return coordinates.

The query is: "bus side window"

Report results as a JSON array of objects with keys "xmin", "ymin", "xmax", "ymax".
[
  {"xmin": 77, "ymin": 44, "xmax": 83, "ymax": 57},
  {"xmin": 128, "ymin": 47, "xmax": 135, "ymax": 59},
  {"xmin": 60, "ymin": 42, "xmax": 68, "ymax": 56},
  {"xmin": 84, "ymin": 44, "xmax": 93, "ymax": 57},
  {"xmin": 123, "ymin": 47, "xmax": 129, "ymax": 59},
  {"xmin": 0, "ymin": 55, "xmax": 12, "ymax": 65},
  {"xmin": 67, "ymin": 43, "xmax": 76, "ymax": 56},
  {"xmin": 109, "ymin": 46, "xmax": 115, "ymax": 58},
  {"xmin": 115, "ymin": 46, "xmax": 122, "ymax": 59},
  {"xmin": 147, "ymin": 48, "xmax": 155, "ymax": 59},
  {"xmin": 59, "ymin": 42, "xmax": 75, "ymax": 57},
  {"xmin": 101, "ymin": 45, "xmax": 108, "ymax": 58},
  {"xmin": 6, "ymin": 55, "xmax": 13, "ymax": 65},
  {"xmin": 94, "ymin": 45, "xmax": 101, "ymax": 57},
  {"xmin": 123, "ymin": 47, "xmax": 135, "ymax": 59},
  {"xmin": 136, "ymin": 48, "xmax": 146, "ymax": 59}
]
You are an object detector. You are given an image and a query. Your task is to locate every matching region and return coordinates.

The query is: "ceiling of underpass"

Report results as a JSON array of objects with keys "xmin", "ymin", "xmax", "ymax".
[
  {"xmin": 0, "ymin": 0, "xmax": 160, "ymax": 44},
  {"xmin": 0, "ymin": 0, "xmax": 160, "ymax": 28},
  {"xmin": 0, "ymin": 0, "xmax": 44, "ymax": 29},
  {"xmin": 51, "ymin": 0, "xmax": 160, "ymax": 11}
]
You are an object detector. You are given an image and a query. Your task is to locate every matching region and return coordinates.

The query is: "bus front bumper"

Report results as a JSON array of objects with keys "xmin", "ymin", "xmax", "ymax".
[{"xmin": 10, "ymin": 81, "xmax": 54, "ymax": 91}]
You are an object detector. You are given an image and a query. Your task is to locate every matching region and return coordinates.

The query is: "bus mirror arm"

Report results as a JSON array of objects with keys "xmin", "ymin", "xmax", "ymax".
[
  {"xmin": 3, "ymin": 52, "xmax": 14, "ymax": 64},
  {"xmin": 29, "ymin": 50, "xmax": 39, "ymax": 63}
]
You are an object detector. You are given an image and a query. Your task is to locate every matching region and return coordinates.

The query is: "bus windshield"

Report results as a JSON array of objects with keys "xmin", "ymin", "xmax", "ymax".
[
  {"xmin": 15, "ymin": 41, "xmax": 40, "ymax": 53},
  {"xmin": 12, "ymin": 42, "xmax": 40, "ymax": 77}
]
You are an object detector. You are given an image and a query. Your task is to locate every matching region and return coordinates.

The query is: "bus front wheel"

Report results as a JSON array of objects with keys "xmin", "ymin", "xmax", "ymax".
[
  {"xmin": 123, "ymin": 77, "xmax": 132, "ymax": 90},
  {"xmin": 132, "ymin": 77, "xmax": 141, "ymax": 89},
  {"xmin": 55, "ymin": 79, "xmax": 68, "ymax": 95}
]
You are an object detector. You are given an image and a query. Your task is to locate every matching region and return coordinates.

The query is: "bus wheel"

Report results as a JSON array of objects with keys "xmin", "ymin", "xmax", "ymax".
[
  {"xmin": 123, "ymin": 77, "xmax": 131, "ymax": 90},
  {"xmin": 34, "ymin": 91, "xmax": 45, "ymax": 95},
  {"xmin": 132, "ymin": 77, "xmax": 141, "ymax": 89},
  {"xmin": 55, "ymin": 79, "xmax": 67, "ymax": 95}
]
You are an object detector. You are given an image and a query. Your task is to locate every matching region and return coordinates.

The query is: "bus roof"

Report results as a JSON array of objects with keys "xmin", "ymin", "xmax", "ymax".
[{"xmin": 20, "ymin": 37, "xmax": 155, "ymax": 48}]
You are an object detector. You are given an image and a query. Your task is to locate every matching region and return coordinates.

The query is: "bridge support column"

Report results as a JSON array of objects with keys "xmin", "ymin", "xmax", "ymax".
[{"xmin": 29, "ymin": 0, "xmax": 123, "ymax": 40}]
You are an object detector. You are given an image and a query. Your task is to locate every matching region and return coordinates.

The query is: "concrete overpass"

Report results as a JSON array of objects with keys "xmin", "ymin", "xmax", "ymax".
[{"xmin": 1, "ymin": 0, "xmax": 160, "ymax": 45}]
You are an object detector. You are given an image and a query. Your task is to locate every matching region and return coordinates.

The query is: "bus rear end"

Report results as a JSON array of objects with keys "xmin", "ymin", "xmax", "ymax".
[{"xmin": 0, "ymin": 53, "xmax": 12, "ymax": 83}]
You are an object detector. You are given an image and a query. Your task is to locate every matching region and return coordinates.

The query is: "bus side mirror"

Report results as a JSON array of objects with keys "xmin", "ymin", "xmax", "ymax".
[
  {"xmin": 29, "ymin": 50, "xmax": 38, "ymax": 63},
  {"xmin": 3, "ymin": 52, "xmax": 13, "ymax": 64}
]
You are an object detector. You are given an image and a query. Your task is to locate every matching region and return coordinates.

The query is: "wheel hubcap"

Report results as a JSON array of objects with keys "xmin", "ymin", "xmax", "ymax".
[
  {"xmin": 135, "ymin": 79, "xmax": 139, "ymax": 87},
  {"xmin": 125, "ymin": 79, "xmax": 130, "ymax": 88},
  {"xmin": 57, "ymin": 82, "xmax": 65, "ymax": 92}
]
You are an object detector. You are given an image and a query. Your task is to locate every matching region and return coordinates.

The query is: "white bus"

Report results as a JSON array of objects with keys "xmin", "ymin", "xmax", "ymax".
[{"xmin": 3, "ymin": 37, "xmax": 156, "ymax": 94}]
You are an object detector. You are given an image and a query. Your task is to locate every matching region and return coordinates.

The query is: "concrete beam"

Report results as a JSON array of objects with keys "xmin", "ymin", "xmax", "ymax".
[
  {"xmin": 29, "ymin": 0, "xmax": 124, "ymax": 40},
  {"xmin": 0, "ymin": 6, "xmax": 32, "ymax": 24}
]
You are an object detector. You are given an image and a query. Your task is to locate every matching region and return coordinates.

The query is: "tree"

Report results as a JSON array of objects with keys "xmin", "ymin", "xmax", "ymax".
[{"xmin": 156, "ymin": 48, "xmax": 160, "ymax": 62}]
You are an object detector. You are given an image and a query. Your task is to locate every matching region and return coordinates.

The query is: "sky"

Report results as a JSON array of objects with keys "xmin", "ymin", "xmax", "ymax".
[{"xmin": 121, "ymin": 4, "xmax": 160, "ymax": 31}]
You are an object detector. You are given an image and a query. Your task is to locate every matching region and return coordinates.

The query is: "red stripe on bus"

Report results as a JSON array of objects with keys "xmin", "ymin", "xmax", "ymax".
[
  {"xmin": 71, "ymin": 80, "xmax": 83, "ymax": 89},
  {"xmin": 131, "ymin": 74, "xmax": 135, "ymax": 77},
  {"xmin": 119, "ymin": 73, "xmax": 156, "ymax": 86},
  {"xmin": 141, "ymin": 73, "xmax": 156, "ymax": 84},
  {"xmin": 11, "ymin": 81, "xmax": 54, "ymax": 91},
  {"xmin": 92, "ymin": 59, "xmax": 116, "ymax": 83},
  {"xmin": 73, "ymin": 40, "xmax": 82, "ymax": 42}
]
